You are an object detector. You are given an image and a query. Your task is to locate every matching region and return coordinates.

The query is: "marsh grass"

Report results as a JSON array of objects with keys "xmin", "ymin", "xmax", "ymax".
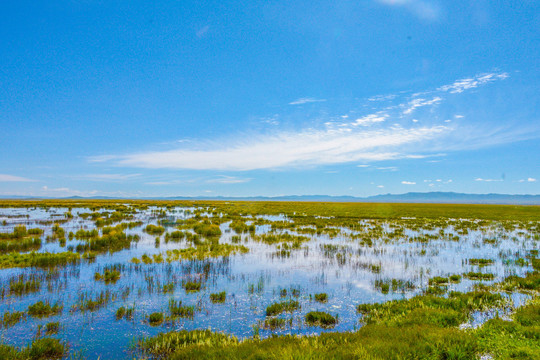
[
  {"xmin": 9, "ymin": 274, "xmax": 41, "ymax": 296},
  {"xmin": 265, "ymin": 300, "xmax": 300, "ymax": 316},
  {"xmin": 210, "ymin": 291, "xmax": 226, "ymax": 303},
  {"xmin": 168, "ymin": 299, "xmax": 195, "ymax": 319},
  {"xmin": 27, "ymin": 300, "xmax": 62, "ymax": 318},
  {"xmin": 0, "ymin": 251, "xmax": 80, "ymax": 269},
  {"xmin": 1, "ymin": 310, "xmax": 24, "ymax": 328},
  {"xmin": 305, "ymin": 311, "xmax": 337, "ymax": 328}
]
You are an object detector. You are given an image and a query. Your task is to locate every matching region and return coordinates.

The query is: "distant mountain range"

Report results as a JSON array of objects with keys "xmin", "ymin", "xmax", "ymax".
[{"xmin": 1, "ymin": 192, "xmax": 540, "ymax": 205}]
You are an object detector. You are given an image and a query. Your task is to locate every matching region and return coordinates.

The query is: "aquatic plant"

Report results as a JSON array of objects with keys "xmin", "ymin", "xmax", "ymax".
[
  {"xmin": 45, "ymin": 321, "xmax": 60, "ymax": 334},
  {"xmin": 183, "ymin": 281, "xmax": 201, "ymax": 292},
  {"xmin": 305, "ymin": 311, "xmax": 337, "ymax": 328},
  {"xmin": 94, "ymin": 268, "xmax": 121, "ymax": 283},
  {"xmin": 27, "ymin": 300, "xmax": 62, "ymax": 318},
  {"xmin": 116, "ymin": 306, "xmax": 134, "ymax": 320},
  {"xmin": 148, "ymin": 312, "xmax": 164, "ymax": 325},
  {"xmin": 145, "ymin": 224, "xmax": 165, "ymax": 235},
  {"xmin": 0, "ymin": 251, "xmax": 80, "ymax": 269},
  {"xmin": 463, "ymin": 272, "xmax": 495, "ymax": 281},
  {"xmin": 168, "ymin": 299, "xmax": 194, "ymax": 318},
  {"xmin": 210, "ymin": 291, "xmax": 226, "ymax": 303},
  {"xmin": 1, "ymin": 310, "xmax": 24, "ymax": 328},
  {"xmin": 9, "ymin": 274, "xmax": 41, "ymax": 295},
  {"xmin": 314, "ymin": 293, "xmax": 328, "ymax": 303},
  {"xmin": 138, "ymin": 329, "xmax": 238, "ymax": 358},
  {"xmin": 265, "ymin": 300, "xmax": 300, "ymax": 316}
]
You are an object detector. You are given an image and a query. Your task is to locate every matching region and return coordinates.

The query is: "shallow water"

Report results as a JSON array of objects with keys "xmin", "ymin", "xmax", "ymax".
[{"xmin": 0, "ymin": 206, "xmax": 537, "ymax": 359}]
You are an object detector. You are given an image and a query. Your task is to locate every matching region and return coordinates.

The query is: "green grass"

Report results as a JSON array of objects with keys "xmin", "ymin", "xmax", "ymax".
[
  {"xmin": 183, "ymin": 281, "xmax": 201, "ymax": 292},
  {"xmin": 305, "ymin": 311, "xmax": 338, "ymax": 328},
  {"xmin": 314, "ymin": 293, "xmax": 328, "ymax": 303},
  {"xmin": 265, "ymin": 300, "xmax": 300, "ymax": 316},
  {"xmin": 27, "ymin": 300, "xmax": 62, "ymax": 318},
  {"xmin": 168, "ymin": 299, "xmax": 195, "ymax": 319},
  {"xmin": 210, "ymin": 291, "xmax": 226, "ymax": 303},
  {"xmin": 0, "ymin": 251, "xmax": 80, "ymax": 269},
  {"xmin": 94, "ymin": 268, "xmax": 121, "ymax": 283},
  {"xmin": 9, "ymin": 274, "xmax": 41, "ymax": 295},
  {"xmin": 0, "ymin": 337, "xmax": 66, "ymax": 360},
  {"xmin": 148, "ymin": 312, "xmax": 164, "ymax": 325},
  {"xmin": 464, "ymin": 272, "xmax": 495, "ymax": 281},
  {"xmin": 1, "ymin": 310, "xmax": 24, "ymax": 328}
]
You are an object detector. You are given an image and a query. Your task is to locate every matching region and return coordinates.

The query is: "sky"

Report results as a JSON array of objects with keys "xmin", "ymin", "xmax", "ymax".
[{"xmin": 1, "ymin": 0, "xmax": 539, "ymax": 198}]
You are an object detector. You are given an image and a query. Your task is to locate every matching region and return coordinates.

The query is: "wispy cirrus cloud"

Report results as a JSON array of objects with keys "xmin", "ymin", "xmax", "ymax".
[
  {"xmin": 289, "ymin": 97, "xmax": 327, "ymax": 105},
  {"xmin": 353, "ymin": 113, "xmax": 388, "ymax": 126},
  {"xmin": 75, "ymin": 173, "xmax": 141, "ymax": 181},
  {"xmin": 376, "ymin": 0, "xmax": 441, "ymax": 21},
  {"xmin": 518, "ymin": 178, "xmax": 537, "ymax": 183},
  {"xmin": 0, "ymin": 174, "xmax": 36, "ymax": 182},
  {"xmin": 206, "ymin": 176, "xmax": 252, "ymax": 184},
  {"xmin": 90, "ymin": 71, "xmax": 525, "ymax": 172},
  {"xmin": 475, "ymin": 178, "xmax": 503, "ymax": 182},
  {"xmin": 438, "ymin": 72, "xmax": 509, "ymax": 94},
  {"xmin": 91, "ymin": 125, "xmax": 448, "ymax": 171},
  {"xmin": 402, "ymin": 97, "xmax": 441, "ymax": 115}
]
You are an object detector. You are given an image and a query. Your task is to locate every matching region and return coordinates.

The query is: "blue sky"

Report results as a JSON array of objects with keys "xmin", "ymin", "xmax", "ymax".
[{"xmin": 1, "ymin": 0, "xmax": 539, "ymax": 197}]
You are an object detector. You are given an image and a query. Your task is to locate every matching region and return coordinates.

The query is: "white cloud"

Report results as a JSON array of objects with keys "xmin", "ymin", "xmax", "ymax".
[
  {"xmin": 93, "ymin": 125, "xmax": 448, "ymax": 171},
  {"xmin": 76, "ymin": 174, "xmax": 141, "ymax": 181},
  {"xmin": 90, "ymin": 71, "xmax": 529, "ymax": 173},
  {"xmin": 377, "ymin": 185, "xmax": 385, "ymax": 188},
  {"xmin": 438, "ymin": 72, "xmax": 508, "ymax": 94},
  {"xmin": 518, "ymin": 178, "xmax": 537, "ymax": 183},
  {"xmin": 289, "ymin": 97, "xmax": 327, "ymax": 105},
  {"xmin": 376, "ymin": 166, "xmax": 398, "ymax": 171},
  {"xmin": 403, "ymin": 97, "xmax": 442, "ymax": 115},
  {"xmin": 376, "ymin": 0, "xmax": 441, "ymax": 21},
  {"xmin": 206, "ymin": 176, "xmax": 252, "ymax": 184},
  {"xmin": 401, "ymin": 181, "xmax": 416, "ymax": 185},
  {"xmin": 368, "ymin": 94, "xmax": 397, "ymax": 102},
  {"xmin": 196, "ymin": 25, "xmax": 210, "ymax": 38},
  {"xmin": 353, "ymin": 113, "xmax": 388, "ymax": 126},
  {"xmin": 357, "ymin": 164, "xmax": 370, "ymax": 168},
  {"xmin": 475, "ymin": 178, "xmax": 503, "ymax": 182},
  {"xmin": 0, "ymin": 174, "xmax": 36, "ymax": 182}
]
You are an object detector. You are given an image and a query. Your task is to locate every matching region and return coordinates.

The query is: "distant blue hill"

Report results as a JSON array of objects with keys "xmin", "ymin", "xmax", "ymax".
[{"xmin": 2, "ymin": 192, "xmax": 539, "ymax": 205}]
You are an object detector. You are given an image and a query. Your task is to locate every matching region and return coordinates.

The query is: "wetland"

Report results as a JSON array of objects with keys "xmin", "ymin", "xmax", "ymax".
[{"xmin": 0, "ymin": 200, "xmax": 538, "ymax": 359}]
